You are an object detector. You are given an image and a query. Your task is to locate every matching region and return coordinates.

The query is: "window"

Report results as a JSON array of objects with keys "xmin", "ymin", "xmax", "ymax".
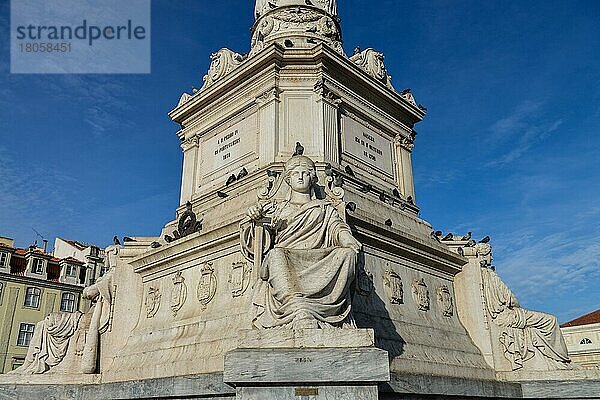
[
  {"xmin": 17, "ymin": 323, "xmax": 35, "ymax": 346},
  {"xmin": 580, "ymin": 338, "xmax": 593, "ymax": 345},
  {"xmin": 0, "ymin": 281, "xmax": 3, "ymax": 304},
  {"xmin": 32, "ymin": 258, "xmax": 44, "ymax": 274},
  {"xmin": 65, "ymin": 264, "xmax": 77, "ymax": 277},
  {"xmin": 99, "ymin": 265, "xmax": 109, "ymax": 277},
  {"xmin": 0, "ymin": 252, "xmax": 7, "ymax": 268},
  {"xmin": 11, "ymin": 361, "xmax": 24, "ymax": 371},
  {"xmin": 60, "ymin": 292, "xmax": 76, "ymax": 312},
  {"xmin": 24, "ymin": 287, "xmax": 41, "ymax": 308}
]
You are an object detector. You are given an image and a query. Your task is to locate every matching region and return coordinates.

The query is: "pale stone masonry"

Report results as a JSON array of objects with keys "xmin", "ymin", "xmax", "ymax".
[{"xmin": 1, "ymin": 0, "xmax": 599, "ymax": 399}]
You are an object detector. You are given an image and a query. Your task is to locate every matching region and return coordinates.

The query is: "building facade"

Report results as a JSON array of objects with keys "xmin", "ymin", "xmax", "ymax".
[
  {"xmin": 0, "ymin": 236, "xmax": 100, "ymax": 373},
  {"xmin": 561, "ymin": 310, "xmax": 600, "ymax": 370}
]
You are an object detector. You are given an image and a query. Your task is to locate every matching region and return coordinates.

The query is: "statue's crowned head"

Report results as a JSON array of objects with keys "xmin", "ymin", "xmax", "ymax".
[{"xmin": 284, "ymin": 142, "xmax": 318, "ymax": 191}]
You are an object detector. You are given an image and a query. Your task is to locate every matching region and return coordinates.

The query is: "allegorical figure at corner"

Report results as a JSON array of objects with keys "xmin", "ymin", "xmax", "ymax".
[
  {"xmin": 247, "ymin": 144, "xmax": 361, "ymax": 330},
  {"xmin": 10, "ymin": 242, "xmax": 118, "ymax": 375},
  {"xmin": 476, "ymin": 242, "xmax": 572, "ymax": 371}
]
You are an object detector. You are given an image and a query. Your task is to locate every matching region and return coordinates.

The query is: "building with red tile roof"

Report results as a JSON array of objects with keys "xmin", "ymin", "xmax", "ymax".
[{"xmin": 560, "ymin": 309, "xmax": 600, "ymax": 370}]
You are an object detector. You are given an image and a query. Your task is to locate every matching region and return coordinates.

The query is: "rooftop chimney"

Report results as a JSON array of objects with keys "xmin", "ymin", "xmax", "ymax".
[{"xmin": 43, "ymin": 239, "xmax": 48, "ymax": 253}]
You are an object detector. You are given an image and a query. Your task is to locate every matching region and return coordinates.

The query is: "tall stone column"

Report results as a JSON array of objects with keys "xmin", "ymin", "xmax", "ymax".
[
  {"xmin": 256, "ymin": 88, "xmax": 280, "ymax": 167},
  {"xmin": 179, "ymin": 136, "xmax": 200, "ymax": 205}
]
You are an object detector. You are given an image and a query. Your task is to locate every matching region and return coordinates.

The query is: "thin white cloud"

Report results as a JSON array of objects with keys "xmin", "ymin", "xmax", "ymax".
[
  {"xmin": 488, "ymin": 101, "xmax": 543, "ymax": 143},
  {"xmin": 493, "ymin": 208, "xmax": 600, "ymax": 320},
  {"xmin": 485, "ymin": 101, "xmax": 563, "ymax": 166}
]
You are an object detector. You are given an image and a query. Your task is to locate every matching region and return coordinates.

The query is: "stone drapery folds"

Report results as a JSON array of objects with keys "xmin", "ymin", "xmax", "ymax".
[
  {"xmin": 247, "ymin": 149, "xmax": 361, "ymax": 330},
  {"xmin": 10, "ymin": 243, "xmax": 119, "ymax": 375},
  {"xmin": 481, "ymin": 267, "xmax": 572, "ymax": 371},
  {"xmin": 10, "ymin": 312, "xmax": 83, "ymax": 374}
]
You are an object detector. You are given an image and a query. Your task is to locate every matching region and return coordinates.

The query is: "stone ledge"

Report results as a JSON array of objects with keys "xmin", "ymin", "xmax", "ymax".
[
  {"xmin": 519, "ymin": 379, "xmax": 600, "ymax": 399},
  {"xmin": 0, "ymin": 373, "xmax": 101, "ymax": 385},
  {"xmin": 497, "ymin": 368, "xmax": 600, "ymax": 382},
  {"xmin": 223, "ymin": 347, "xmax": 390, "ymax": 385},
  {"xmin": 0, "ymin": 373, "xmax": 234, "ymax": 400},
  {"xmin": 237, "ymin": 328, "xmax": 375, "ymax": 349},
  {"xmin": 0, "ymin": 371, "xmax": 532, "ymax": 399},
  {"xmin": 382, "ymin": 372, "xmax": 523, "ymax": 399}
]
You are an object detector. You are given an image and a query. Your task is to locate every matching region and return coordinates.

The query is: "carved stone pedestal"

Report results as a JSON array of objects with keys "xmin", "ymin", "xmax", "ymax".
[{"xmin": 224, "ymin": 345, "xmax": 390, "ymax": 400}]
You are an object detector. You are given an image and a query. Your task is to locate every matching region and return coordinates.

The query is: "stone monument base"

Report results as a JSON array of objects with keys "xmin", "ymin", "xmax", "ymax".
[
  {"xmin": 498, "ymin": 369, "xmax": 600, "ymax": 399},
  {"xmin": 224, "ymin": 346, "xmax": 390, "ymax": 400}
]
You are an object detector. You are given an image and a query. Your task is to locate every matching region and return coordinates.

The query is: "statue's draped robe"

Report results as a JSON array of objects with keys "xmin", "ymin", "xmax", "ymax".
[
  {"xmin": 481, "ymin": 268, "xmax": 570, "ymax": 370},
  {"xmin": 11, "ymin": 269, "xmax": 114, "ymax": 375},
  {"xmin": 14, "ymin": 312, "xmax": 83, "ymax": 374},
  {"xmin": 253, "ymin": 200, "xmax": 356, "ymax": 328}
]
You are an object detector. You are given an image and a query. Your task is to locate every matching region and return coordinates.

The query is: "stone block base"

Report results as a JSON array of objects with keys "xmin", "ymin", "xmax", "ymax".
[
  {"xmin": 236, "ymin": 385, "xmax": 377, "ymax": 400},
  {"xmin": 224, "ymin": 347, "xmax": 389, "ymax": 384},
  {"xmin": 224, "ymin": 346, "xmax": 389, "ymax": 400}
]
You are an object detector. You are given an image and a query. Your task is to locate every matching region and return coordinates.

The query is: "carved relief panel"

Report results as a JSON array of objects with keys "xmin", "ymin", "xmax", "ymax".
[
  {"xmin": 355, "ymin": 265, "xmax": 374, "ymax": 297},
  {"xmin": 437, "ymin": 285, "xmax": 454, "ymax": 317},
  {"xmin": 412, "ymin": 278, "xmax": 430, "ymax": 312},
  {"xmin": 145, "ymin": 285, "xmax": 161, "ymax": 318},
  {"xmin": 170, "ymin": 271, "xmax": 188, "ymax": 317},
  {"xmin": 229, "ymin": 261, "xmax": 251, "ymax": 298},
  {"xmin": 197, "ymin": 262, "xmax": 217, "ymax": 309},
  {"xmin": 383, "ymin": 269, "xmax": 403, "ymax": 305}
]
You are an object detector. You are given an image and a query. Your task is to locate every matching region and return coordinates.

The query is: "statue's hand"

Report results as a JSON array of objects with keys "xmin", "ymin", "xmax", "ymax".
[
  {"xmin": 247, "ymin": 204, "xmax": 264, "ymax": 221},
  {"xmin": 339, "ymin": 230, "xmax": 362, "ymax": 254}
]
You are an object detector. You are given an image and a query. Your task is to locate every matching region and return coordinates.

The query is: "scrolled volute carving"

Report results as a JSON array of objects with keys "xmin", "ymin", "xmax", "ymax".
[
  {"xmin": 349, "ymin": 48, "xmax": 395, "ymax": 91},
  {"xmin": 201, "ymin": 48, "xmax": 247, "ymax": 91},
  {"xmin": 177, "ymin": 92, "xmax": 193, "ymax": 107}
]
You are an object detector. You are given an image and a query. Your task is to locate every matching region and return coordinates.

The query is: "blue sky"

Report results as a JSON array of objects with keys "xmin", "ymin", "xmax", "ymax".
[{"xmin": 0, "ymin": 0, "xmax": 598, "ymax": 323}]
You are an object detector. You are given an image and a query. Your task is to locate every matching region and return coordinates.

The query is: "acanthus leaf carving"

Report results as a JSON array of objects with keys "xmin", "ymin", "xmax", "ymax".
[
  {"xmin": 250, "ymin": 7, "xmax": 344, "ymax": 58},
  {"xmin": 180, "ymin": 136, "xmax": 199, "ymax": 152}
]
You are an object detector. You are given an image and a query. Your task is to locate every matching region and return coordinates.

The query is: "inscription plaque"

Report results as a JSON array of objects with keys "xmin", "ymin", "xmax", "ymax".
[
  {"xmin": 342, "ymin": 116, "xmax": 394, "ymax": 176},
  {"xmin": 295, "ymin": 388, "xmax": 319, "ymax": 396},
  {"xmin": 202, "ymin": 115, "xmax": 257, "ymax": 176}
]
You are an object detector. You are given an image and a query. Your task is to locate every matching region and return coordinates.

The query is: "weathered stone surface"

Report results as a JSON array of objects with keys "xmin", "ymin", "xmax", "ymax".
[
  {"xmin": 237, "ymin": 385, "xmax": 378, "ymax": 400},
  {"xmin": 224, "ymin": 347, "xmax": 390, "ymax": 384},
  {"xmin": 0, "ymin": 372, "xmax": 528, "ymax": 400},
  {"xmin": 519, "ymin": 379, "xmax": 600, "ymax": 399},
  {"xmin": 238, "ymin": 328, "xmax": 375, "ymax": 349},
  {"xmin": 0, "ymin": 373, "xmax": 234, "ymax": 400},
  {"xmin": 384, "ymin": 372, "xmax": 522, "ymax": 399}
]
